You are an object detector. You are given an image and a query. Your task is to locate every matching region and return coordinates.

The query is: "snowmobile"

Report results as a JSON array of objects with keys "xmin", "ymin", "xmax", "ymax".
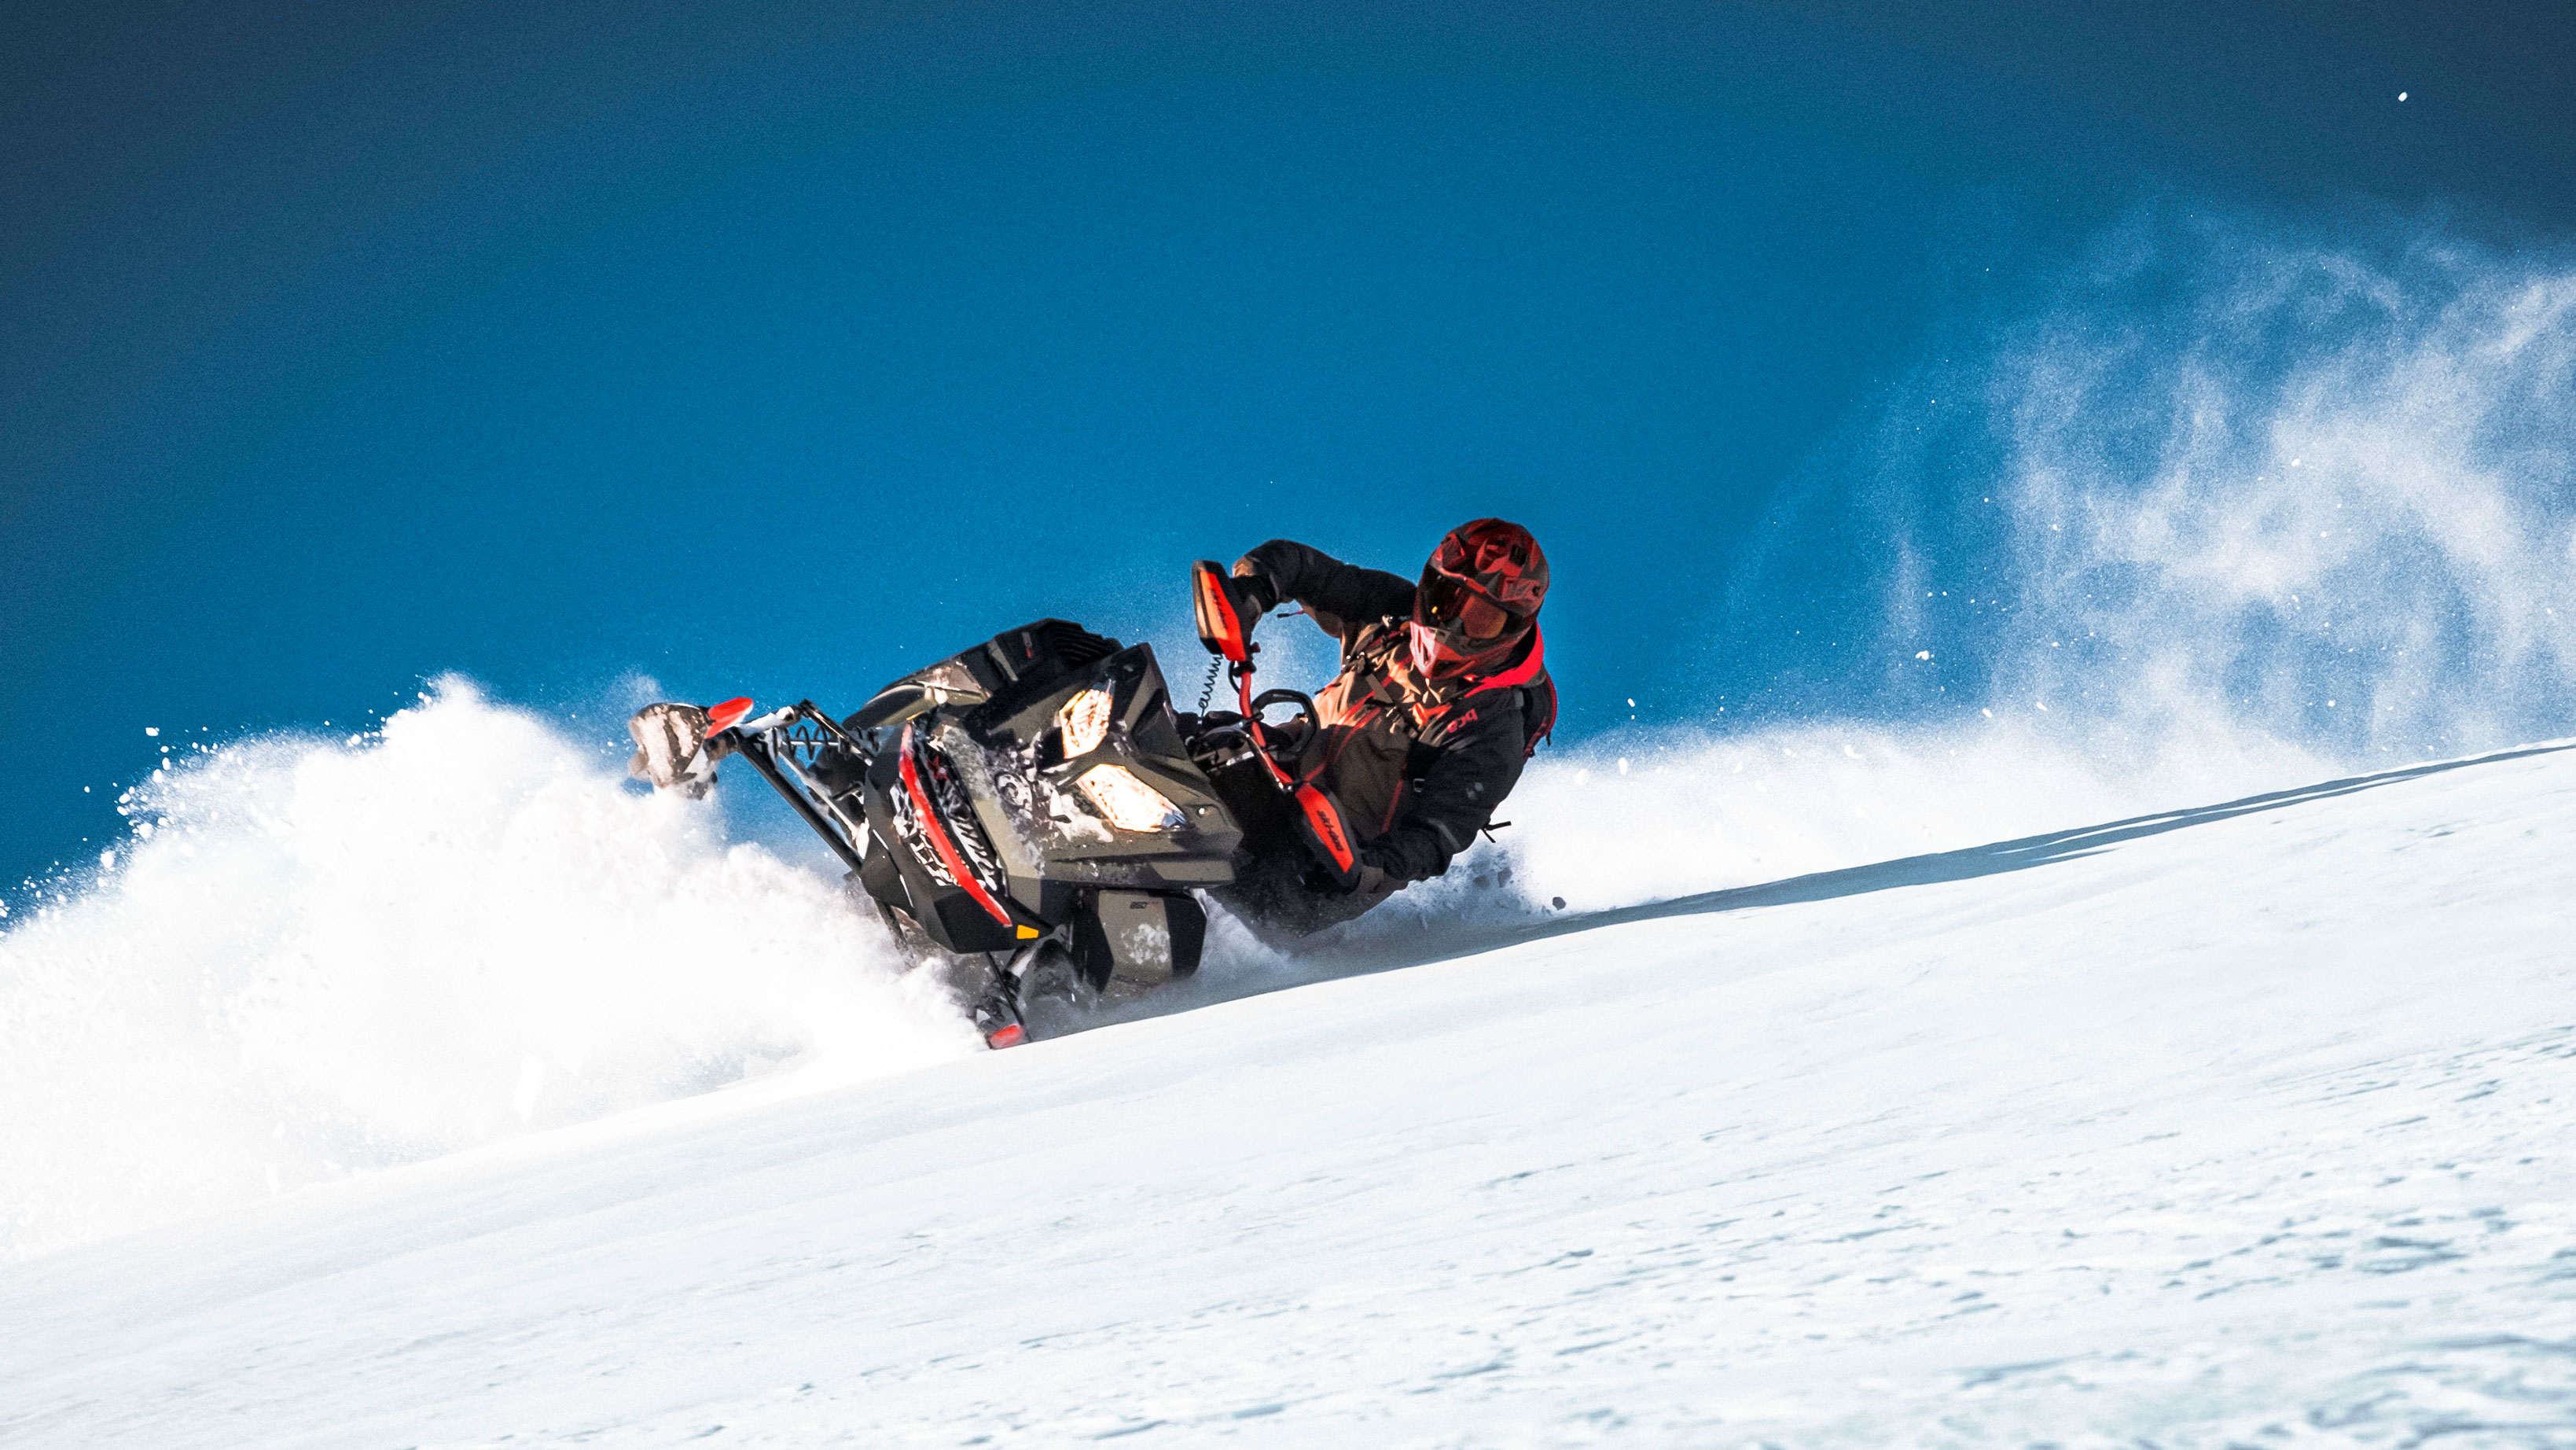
[{"xmin": 628, "ymin": 607, "xmax": 1349, "ymax": 1047}]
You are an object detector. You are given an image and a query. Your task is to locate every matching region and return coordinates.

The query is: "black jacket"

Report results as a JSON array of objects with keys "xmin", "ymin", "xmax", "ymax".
[{"xmin": 1238, "ymin": 539, "xmax": 1550, "ymax": 883}]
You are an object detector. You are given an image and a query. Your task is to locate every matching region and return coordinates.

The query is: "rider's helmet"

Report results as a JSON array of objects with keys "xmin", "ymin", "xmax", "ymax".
[{"xmin": 1409, "ymin": 518, "xmax": 1548, "ymax": 679}]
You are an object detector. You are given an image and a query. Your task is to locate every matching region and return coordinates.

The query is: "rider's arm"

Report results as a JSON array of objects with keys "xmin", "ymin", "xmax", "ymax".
[
  {"xmin": 1235, "ymin": 539, "xmax": 1416, "ymax": 627},
  {"xmin": 1365, "ymin": 701, "xmax": 1529, "ymax": 883}
]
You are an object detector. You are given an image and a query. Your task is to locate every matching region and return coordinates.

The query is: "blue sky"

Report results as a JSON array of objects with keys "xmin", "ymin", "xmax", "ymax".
[{"xmin": 6, "ymin": 1, "xmax": 2573, "ymax": 886}]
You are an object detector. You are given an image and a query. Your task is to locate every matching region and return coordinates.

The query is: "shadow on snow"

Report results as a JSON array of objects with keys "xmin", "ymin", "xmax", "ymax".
[{"xmin": 1075, "ymin": 738, "xmax": 2576, "ymax": 1029}]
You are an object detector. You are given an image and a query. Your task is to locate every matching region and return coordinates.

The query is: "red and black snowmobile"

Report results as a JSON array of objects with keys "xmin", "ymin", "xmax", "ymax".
[{"xmin": 628, "ymin": 606, "xmax": 1348, "ymax": 1047}]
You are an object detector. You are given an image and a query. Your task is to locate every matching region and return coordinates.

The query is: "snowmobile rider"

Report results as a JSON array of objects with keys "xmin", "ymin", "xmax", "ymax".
[{"xmin": 1189, "ymin": 518, "xmax": 1555, "ymax": 937}]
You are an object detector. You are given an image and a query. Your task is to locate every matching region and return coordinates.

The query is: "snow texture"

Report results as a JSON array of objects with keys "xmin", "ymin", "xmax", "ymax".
[
  {"xmin": 0, "ymin": 682, "xmax": 978, "ymax": 1263},
  {"xmin": 6, "ymin": 739, "xmax": 2573, "ymax": 1447}
]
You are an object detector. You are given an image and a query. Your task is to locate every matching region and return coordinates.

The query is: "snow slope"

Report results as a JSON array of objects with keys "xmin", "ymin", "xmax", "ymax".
[{"xmin": 6, "ymin": 741, "xmax": 2575, "ymax": 1448}]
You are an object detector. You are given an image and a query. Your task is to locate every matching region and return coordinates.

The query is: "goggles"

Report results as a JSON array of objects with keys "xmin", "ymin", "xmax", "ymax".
[{"xmin": 1416, "ymin": 571, "xmax": 1517, "ymax": 642}]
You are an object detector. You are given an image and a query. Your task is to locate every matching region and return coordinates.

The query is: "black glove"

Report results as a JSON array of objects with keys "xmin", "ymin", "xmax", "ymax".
[{"xmin": 1226, "ymin": 558, "xmax": 1281, "ymax": 616}]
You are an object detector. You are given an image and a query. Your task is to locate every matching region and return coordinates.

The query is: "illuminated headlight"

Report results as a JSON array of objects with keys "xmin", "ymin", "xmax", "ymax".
[
  {"xmin": 1056, "ymin": 688, "xmax": 1114, "ymax": 756},
  {"xmin": 1076, "ymin": 765, "xmax": 1184, "ymax": 832}
]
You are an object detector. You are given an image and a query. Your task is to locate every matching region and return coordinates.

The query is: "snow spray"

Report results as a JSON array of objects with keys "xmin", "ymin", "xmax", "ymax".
[
  {"xmin": 0, "ymin": 681, "xmax": 976, "ymax": 1261},
  {"xmin": 1376, "ymin": 207, "xmax": 2576, "ymax": 926}
]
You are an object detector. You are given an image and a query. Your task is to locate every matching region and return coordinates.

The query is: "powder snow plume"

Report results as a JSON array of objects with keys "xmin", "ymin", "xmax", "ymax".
[
  {"xmin": 1320, "ymin": 208, "xmax": 2576, "ymax": 933},
  {"xmin": 1715, "ymin": 204, "xmax": 2576, "ymax": 759},
  {"xmin": 0, "ymin": 680, "xmax": 977, "ymax": 1260}
]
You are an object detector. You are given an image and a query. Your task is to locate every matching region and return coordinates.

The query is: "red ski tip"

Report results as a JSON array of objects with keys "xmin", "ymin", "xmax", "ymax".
[
  {"xmin": 705, "ymin": 697, "xmax": 755, "ymax": 732},
  {"xmin": 984, "ymin": 1024, "xmax": 1027, "ymax": 1050}
]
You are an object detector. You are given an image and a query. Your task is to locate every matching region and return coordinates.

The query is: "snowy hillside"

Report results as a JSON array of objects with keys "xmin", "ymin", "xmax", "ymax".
[{"xmin": 6, "ymin": 739, "xmax": 2573, "ymax": 1447}]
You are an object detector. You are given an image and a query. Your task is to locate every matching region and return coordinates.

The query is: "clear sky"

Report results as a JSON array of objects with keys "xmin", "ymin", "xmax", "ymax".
[{"xmin": 6, "ymin": 1, "xmax": 2573, "ymax": 888}]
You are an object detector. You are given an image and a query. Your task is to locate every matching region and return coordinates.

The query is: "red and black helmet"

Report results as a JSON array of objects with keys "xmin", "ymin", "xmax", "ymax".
[{"xmin": 1409, "ymin": 518, "xmax": 1548, "ymax": 679}]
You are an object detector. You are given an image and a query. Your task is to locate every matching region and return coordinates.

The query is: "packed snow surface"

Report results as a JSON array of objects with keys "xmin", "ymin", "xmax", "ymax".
[{"xmin": 6, "ymin": 740, "xmax": 2572, "ymax": 1447}]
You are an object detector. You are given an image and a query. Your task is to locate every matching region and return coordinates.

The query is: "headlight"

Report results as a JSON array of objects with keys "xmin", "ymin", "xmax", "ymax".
[
  {"xmin": 1076, "ymin": 765, "xmax": 1184, "ymax": 832},
  {"xmin": 1056, "ymin": 687, "xmax": 1113, "ymax": 756}
]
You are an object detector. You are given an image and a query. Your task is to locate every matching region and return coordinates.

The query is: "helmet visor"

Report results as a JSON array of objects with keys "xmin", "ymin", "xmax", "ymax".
[{"xmin": 1417, "ymin": 572, "xmax": 1516, "ymax": 641}]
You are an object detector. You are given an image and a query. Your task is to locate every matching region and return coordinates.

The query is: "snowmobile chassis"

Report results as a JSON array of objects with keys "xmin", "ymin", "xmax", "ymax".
[{"xmin": 632, "ymin": 620, "xmax": 1252, "ymax": 1047}]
